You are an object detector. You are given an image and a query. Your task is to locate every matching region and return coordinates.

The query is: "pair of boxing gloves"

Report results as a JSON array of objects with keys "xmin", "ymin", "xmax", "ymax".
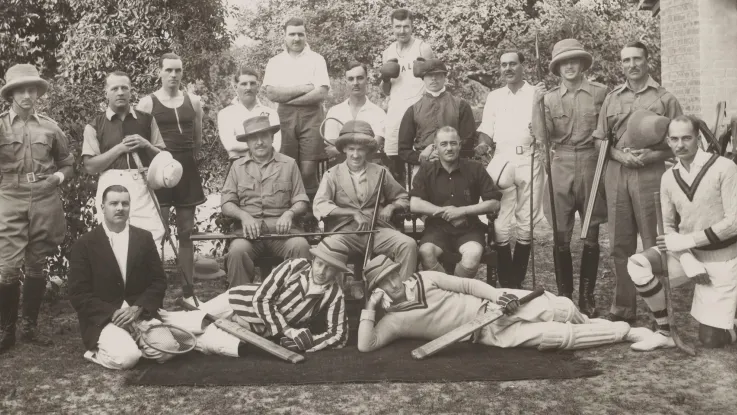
[{"xmin": 380, "ymin": 57, "xmax": 427, "ymax": 80}]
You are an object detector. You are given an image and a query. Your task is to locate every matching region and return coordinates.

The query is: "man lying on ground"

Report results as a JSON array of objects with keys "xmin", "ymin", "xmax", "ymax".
[
  {"xmin": 627, "ymin": 115, "xmax": 737, "ymax": 351},
  {"xmin": 161, "ymin": 239, "xmax": 352, "ymax": 357},
  {"xmin": 357, "ymin": 255, "xmax": 653, "ymax": 352}
]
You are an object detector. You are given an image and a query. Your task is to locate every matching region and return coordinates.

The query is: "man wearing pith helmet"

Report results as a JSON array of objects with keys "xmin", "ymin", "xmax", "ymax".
[
  {"xmin": 314, "ymin": 120, "xmax": 417, "ymax": 281},
  {"xmin": 531, "ymin": 38, "xmax": 608, "ymax": 317},
  {"xmin": 0, "ymin": 64, "xmax": 76, "ymax": 352}
]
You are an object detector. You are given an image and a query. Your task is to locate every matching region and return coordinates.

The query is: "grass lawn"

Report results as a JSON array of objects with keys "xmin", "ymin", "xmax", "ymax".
[{"xmin": 1, "ymin": 219, "xmax": 736, "ymax": 414}]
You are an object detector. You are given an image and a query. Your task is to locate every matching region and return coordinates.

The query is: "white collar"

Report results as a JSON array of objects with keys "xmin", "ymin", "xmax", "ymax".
[
  {"xmin": 282, "ymin": 44, "xmax": 312, "ymax": 58},
  {"xmin": 427, "ymin": 87, "xmax": 447, "ymax": 98},
  {"xmin": 305, "ymin": 269, "xmax": 330, "ymax": 297},
  {"xmin": 102, "ymin": 221, "xmax": 129, "ymax": 239},
  {"xmin": 504, "ymin": 81, "xmax": 530, "ymax": 95},
  {"xmin": 674, "ymin": 148, "xmax": 711, "ymax": 171},
  {"xmin": 105, "ymin": 106, "xmax": 137, "ymax": 121},
  {"xmin": 230, "ymin": 97, "xmax": 265, "ymax": 110}
]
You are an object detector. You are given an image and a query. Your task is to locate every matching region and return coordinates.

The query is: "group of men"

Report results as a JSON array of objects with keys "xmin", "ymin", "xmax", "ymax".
[{"xmin": 0, "ymin": 7, "xmax": 735, "ymax": 369}]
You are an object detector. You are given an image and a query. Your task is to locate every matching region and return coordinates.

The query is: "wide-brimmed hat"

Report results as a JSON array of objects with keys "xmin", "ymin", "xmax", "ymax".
[
  {"xmin": 364, "ymin": 255, "xmax": 402, "ymax": 291},
  {"xmin": 310, "ymin": 239, "xmax": 352, "ymax": 273},
  {"xmin": 194, "ymin": 256, "xmax": 225, "ymax": 280},
  {"xmin": 1, "ymin": 64, "xmax": 49, "ymax": 100},
  {"xmin": 549, "ymin": 39, "xmax": 593, "ymax": 76},
  {"xmin": 415, "ymin": 58, "xmax": 448, "ymax": 79},
  {"xmin": 235, "ymin": 115, "xmax": 280, "ymax": 142},
  {"xmin": 147, "ymin": 151, "xmax": 183, "ymax": 190},
  {"xmin": 623, "ymin": 110, "xmax": 670, "ymax": 149},
  {"xmin": 334, "ymin": 120, "xmax": 379, "ymax": 153},
  {"xmin": 486, "ymin": 154, "xmax": 515, "ymax": 190}
]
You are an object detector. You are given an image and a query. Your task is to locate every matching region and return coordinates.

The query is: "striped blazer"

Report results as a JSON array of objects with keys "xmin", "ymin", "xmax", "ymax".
[{"xmin": 228, "ymin": 258, "xmax": 348, "ymax": 351}]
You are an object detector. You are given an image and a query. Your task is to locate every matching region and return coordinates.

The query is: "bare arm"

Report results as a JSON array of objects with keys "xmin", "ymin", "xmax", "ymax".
[
  {"xmin": 410, "ymin": 196, "xmax": 444, "ymax": 216},
  {"xmin": 135, "ymin": 96, "xmax": 153, "ymax": 113},
  {"xmin": 285, "ymin": 86, "xmax": 328, "ymax": 106},
  {"xmin": 191, "ymin": 94, "xmax": 204, "ymax": 154},
  {"xmin": 265, "ymin": 85, "xmax": 312, "ymax": 103},
  {"xmin": 83, "ymin": 147, "xmax": 128, "ymax": 175}
]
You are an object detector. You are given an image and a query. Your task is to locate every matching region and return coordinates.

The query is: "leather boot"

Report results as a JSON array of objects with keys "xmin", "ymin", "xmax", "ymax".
[
  {"xmin": 556, "ymin": 248, "xmax": 574, "ymax": 299},
  {"xmin": 512, "ymin": 243, "xmax": 531, "ymax": 289},
  {"xmin": 20, "ymin": 278, "xmax": 53, "ymax": 346},
  {"xmin": 578, "ymin": 245, "xmax": 600, "ymax": 318},
  {"xmin": 0, "ymin": 282, "xmax": 20, "ymax": 354},
  {"xmin": 495, "ymin": 244, "xmax": 513, "ymax": 288}
]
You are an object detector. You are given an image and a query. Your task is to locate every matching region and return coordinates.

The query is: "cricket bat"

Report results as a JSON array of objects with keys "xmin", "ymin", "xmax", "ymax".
[
  {"xmin": 176, "ymin": 298, "xmax": 305, "ymax": 364},
  {"xmin": 411, "ymin": 288, "xmax": 545, "ymax": 360}
]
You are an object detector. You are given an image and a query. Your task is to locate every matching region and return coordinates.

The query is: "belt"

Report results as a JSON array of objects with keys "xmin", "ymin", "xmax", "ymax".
[
  {"xmin": 495, "ymin": 144, "xmax": 534, "ymax": 155},
  {"xmin": 0, "ymin": 172, "xmax": 51, "ymax": 183},
  {"xmin": 551, "ymin": 143, "xmax": 595, "ymax": 152}
]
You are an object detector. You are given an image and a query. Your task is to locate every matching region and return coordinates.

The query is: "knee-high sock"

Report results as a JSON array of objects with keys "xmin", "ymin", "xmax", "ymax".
[
  {"xmin": 628, "ymin": 258, "xmax": 669, "ymax": 332},
  {"xmin": 454, "ymin": 263, "xmax": 479, "ymax": 279}
]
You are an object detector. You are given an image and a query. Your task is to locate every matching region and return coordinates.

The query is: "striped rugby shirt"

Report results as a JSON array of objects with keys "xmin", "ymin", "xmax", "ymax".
[{"xmin": 228, "ymin": 258, "xmax": 348, "ymax": 352}]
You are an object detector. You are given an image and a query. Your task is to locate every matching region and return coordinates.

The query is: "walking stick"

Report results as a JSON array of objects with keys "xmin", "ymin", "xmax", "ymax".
[
  {"xmin": 131, "ymin": 152, "xmax": 198, "ymax": 306},
  {"xmin": 654, "ymin": 192, "xmax": 696, "ymax": 356},
  {"xmin": 364, "ymin": 169, "xmax": 387, "ymax": 268}
]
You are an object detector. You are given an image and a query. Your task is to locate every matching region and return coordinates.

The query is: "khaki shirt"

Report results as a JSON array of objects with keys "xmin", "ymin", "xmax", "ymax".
[
  {"xmin": 592, "ymin": 76, "xmax": 682, "ymax": 148},
  {"xmin": 0, "ymin": 109, "xmax": 74, "ymax": 175},
  {"xmin": 532, "ymin": 79, "xmax": 608, "ymax": 147},
  {"xmin": 221, "ymin": 150, "xmax": 308, "ymax": 229}
]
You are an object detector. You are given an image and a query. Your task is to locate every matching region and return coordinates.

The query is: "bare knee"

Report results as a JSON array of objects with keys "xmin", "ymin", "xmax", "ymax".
[
  {"xmin": 459, "ymin": 242, "xmax": 483, "ymax": 268},
  {"xmin": 418, "ymin": 243, "xmax": 442, "ymax": 264}
]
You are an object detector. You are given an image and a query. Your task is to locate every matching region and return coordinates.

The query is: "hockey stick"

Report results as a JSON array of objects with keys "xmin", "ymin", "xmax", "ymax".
[
  {"xmin": 176, "ymin": 298, "xmax": 305, "ymax": 363},
  {"xmin": 411, "ymin": 288, "xmax": 545, "ymax": 360},
  {"xmin": 654, "ymin": 192, "xmax": 696, "ymax": 356}
]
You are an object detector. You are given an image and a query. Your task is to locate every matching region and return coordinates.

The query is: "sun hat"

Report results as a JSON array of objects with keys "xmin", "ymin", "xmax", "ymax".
[
  {"xmin": 309, "ymin": 239, "xmax": 352, "ymax": 273},
  {"xmin": 622, "ymin": 110, "xmax": 671, "ymax": 149},
  {"xmin": 147, "ymin": 151, "xmax": 183, "ymax": 190},
  {"xmin": 334, "ymin": 120, "xmax": 379, "ymax": 153},
  {"xmin": 549, "ymin": 39, "xmax": 593, "ymax": 76},
  {"xmin": 235, "ymin": 115, "xmax": 280, "ymax": 142},
  {"xmin": 194, "ymin": 257, "xmax": 226, "ymax": 280},
  {"xmin": 486, "ymin": 154, "xmax": 516, "ymax": 190},
  {"xmin": 1, "ymin": 64, "xmax": 49, "ymax": 100},
  {"xmin": 364, "ymin": 255, "xmax": 402, "ymax": 291}
]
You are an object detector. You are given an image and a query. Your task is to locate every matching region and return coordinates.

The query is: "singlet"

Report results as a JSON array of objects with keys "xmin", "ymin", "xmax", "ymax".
[
  {"xmin": 150, "ymin": 92, "xmax": 196, "ymax": 151},
  {"xmin": 383, "ymin": 38, "xmax": 427, "ymax": 104}
]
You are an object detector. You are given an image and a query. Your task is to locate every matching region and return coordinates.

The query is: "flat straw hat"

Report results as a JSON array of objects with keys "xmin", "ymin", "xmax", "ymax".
[
  {"xmin": 549, "ymin": 39, "xmax": 593, "ymax": 76},
  {"xmin": 1, "ymin": 64, "xmax": 49, "ymax": 100}
]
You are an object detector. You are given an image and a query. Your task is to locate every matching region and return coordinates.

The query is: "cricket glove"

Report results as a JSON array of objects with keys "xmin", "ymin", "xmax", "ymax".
[
  {"xmin": 497, "ymin": 293, "xmax": 519, "ymax": 314},
  {"xmin": 282, "ymin": 328, "xmax": 314, "ymax": 351}
]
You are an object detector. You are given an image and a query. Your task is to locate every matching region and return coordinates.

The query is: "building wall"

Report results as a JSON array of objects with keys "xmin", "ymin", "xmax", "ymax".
[{"xmin": 660, "ymin": 0, "xmax": 737, "ymax": 126}]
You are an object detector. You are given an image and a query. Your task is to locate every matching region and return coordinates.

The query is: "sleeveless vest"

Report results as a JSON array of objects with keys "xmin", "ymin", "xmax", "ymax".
[
  {"xmin": 150, "ymin": 92, "xmax": 196, "ymax": 151},
  {"xmin": 385, "ymin": 39, "xmax": 427, "ymax": 102},
  {"xmin": 91, "ymin": 109, "xmax": 154, "ymax": 170}
]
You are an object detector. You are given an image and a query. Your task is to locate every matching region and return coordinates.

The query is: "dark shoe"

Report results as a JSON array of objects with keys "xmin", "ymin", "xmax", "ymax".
[
  {"xmin": 603, "ymin": 313, "xmax": 635, "ymax": 324},
  {"xmin": 512, "ymin": 243, "xmax": 531, "ymax": 288},
  {"xmin": 19, "ymin": 278, "xmax": 53, "ymax": 346},
  {"xmin": 0, "ymin": 282, "xmax": 20, "ymax": 354},
  {"xmin": 556, "ymin": 248, "xmax": 574, "ymax": 299},
  {"xmin": 495, "ymin": 244, "xmax": 513, "ymax": 288},
  {"xmin": 578, "ymin": 245, "xmax": 600, "ymax": 318}
]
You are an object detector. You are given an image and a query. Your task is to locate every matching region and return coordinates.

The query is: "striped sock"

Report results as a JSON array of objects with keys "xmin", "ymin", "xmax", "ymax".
[{"xmin": 634, "ymin": 276, "xmax": 670, "ymax": 333}]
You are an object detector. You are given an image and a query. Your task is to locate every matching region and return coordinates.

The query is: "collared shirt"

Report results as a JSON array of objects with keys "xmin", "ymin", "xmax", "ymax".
[
  {"xmin": 221, "ymin": 150, "xmax": 308, "ymax": 230},
  {"xmin": 410, "ymin": 159, "xmax": 502, "ymax": 232},
  {"xmin": 217, "ymin": 99, "xmax": 281, "ymax": 158},
  {"xmin": 477, "ymin": 81, "xmax": 536, "ymax": 147},
  {"xmin": 0, "ymin": 109, "xmax": 74, "ymax": 175},
  {"xmin": 593, "ymin": 76, "xmax": 682, "ymax": 147},
  {"xmin": 262, "ymin": 44, "xmax": 330, "ymax": 89},
  {"xmin": 672, "ymin": 148, "xmax": 712, "ymax": 185},
  {"xmin": 323, "ymin": 98, "xmax": 386, "ymax": 144},
  {"xmin": 82, "ymin": 107, "xmax": 165, "ymax": 170},
  {"xmin": 102, "ymin": 221, "xmax": 130, "ymax": 285},
  {"xmin": 347, "ymin": 167, "xmax": 368, "ymax": 204},
  {"xmin": 532, "ymin": 79, "xmax": 608, "ymax": 147}
]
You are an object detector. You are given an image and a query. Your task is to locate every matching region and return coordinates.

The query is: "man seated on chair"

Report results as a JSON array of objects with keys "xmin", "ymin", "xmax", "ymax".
[
  {"xmin": 161, "ymin": 239, "xmax": 352, "ymax": 357},
  {"xmin": 627, "ymin": 115, "xmax": 737, "ymax": 351},
  {"xmin": 357, "ymin": 255, "xmax": 652, "ymax": 352},
  {"xmin": 409, "ymin": 126, "xmax": 502, "ymax": 279},
  {"xmin": 314, "ymin": 120, "xmax": 418, "ymax": 281},
  {"xmin": 221, "ymin": 116, "xmax": 311, "ymax": 287},
  {"xmin": 68, "ymin": 185, "xmax": 176, "ymax": 370}
]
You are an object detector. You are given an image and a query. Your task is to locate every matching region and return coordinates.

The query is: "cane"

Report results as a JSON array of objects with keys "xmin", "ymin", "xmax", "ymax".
[{"xmin": 131, "ymin": 152, "xmax": 198, "ymax": 306}]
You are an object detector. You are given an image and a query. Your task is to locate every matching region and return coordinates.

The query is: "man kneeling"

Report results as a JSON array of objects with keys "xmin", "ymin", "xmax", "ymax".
[
  {"xmin": 357, "ymin": 255, "xmax": 652, "ymax": 352},
  {"xmin": 161, "ymin": 239, "xmax": 351, "ymax": 356},
  {"xmin": 627, "ymin": 115, "xmax": 737, "ymax": 351},
  {"xmin": 69, "ymin": 185, "xmax": 175, "ymax": 369}
]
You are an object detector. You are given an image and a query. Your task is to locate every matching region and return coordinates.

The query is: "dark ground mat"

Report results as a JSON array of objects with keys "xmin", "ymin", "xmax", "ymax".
[{"xmin": 128, "ymin": 340, "xmax": 602, "ymax": 386}]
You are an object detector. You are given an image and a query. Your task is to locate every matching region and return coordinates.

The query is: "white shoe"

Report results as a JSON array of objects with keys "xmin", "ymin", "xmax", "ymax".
[
  {"xmin": 631, "ymin": 332, "xmax": 676, "ymax": 351},
  {"xmin": 625, "ymin": 327, "xmax": 654, "ymax": 343}
]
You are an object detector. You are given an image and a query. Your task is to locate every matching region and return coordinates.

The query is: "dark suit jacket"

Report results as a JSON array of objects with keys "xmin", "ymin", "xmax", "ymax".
[{"xmin": 68, "ymin": 224, "xmax": 167, "ymax": 350}]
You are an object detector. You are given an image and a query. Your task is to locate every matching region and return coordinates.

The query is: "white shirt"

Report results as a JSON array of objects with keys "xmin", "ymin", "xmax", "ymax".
[
  {"xmin": 217, "ymin": 99, "xmax": 281, "ymax": 158},
  {"xmin": 348, "ymin": 167, "xmax": 368, "ymax": 204},
  {"xmin": 324, "ymin": 98, "xmax": 386, "ymax": 144},
  {"xmin": 262, "ymin": 44, "xmax": 330, "ymax": 89},
  {"xmin": 102, "ymin": 222, "xmax": 130, "ymax": 285},
  {"xmin": 477, "ymin": 81, "xmax": 535, "ymax": 148},
  {"xmin": 672, "ymin": 148, "xmax": 711, "ymax": 186}
]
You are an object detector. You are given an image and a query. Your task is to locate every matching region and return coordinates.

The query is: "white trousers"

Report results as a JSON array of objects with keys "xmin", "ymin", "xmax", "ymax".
[
  {"xmin": 490, "ymin": 147, "xmax": 545, "ymax": 244},
  {"xmin": 385, "ymin": 95, "xmax": 421, "ymax": 156},
  {"xmin": 84, "ymin": 318, "xmax": 174, "ymax": 370},
  {"xmin": 95, "ymin": 169, "xmax": 165, "ymax": 249}
]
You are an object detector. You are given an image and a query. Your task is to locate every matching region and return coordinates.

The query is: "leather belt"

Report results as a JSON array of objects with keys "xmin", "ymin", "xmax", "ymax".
[{"xmin": 0, "ymin": 172, "xmax": 50, "ymax": 183}]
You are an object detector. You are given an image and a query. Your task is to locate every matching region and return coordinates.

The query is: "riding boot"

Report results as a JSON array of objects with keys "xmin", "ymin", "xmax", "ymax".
[
  {"xmin": 556, "ymin": 248, "xmax": 574, "ymax": 299},
  {"xmin": 512, "ymin": 243, "xmax": 531, "ymax": 289},
  {"xmin": 20, "ymin": 278, "xmax": 53, "ymax": 346},
  {"xmin": 0, "ymin": 282, "xmax": 20, "ymax": 354},
  {"xmin": 578, "ymin": 245, "xmax": 600, "ymax": 318},
  {"xmin": 495, "ymin": 244, "xmax": 513, "ymax": 288}
]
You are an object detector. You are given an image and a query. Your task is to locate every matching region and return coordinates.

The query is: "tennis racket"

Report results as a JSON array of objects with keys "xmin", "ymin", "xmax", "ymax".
[
  {"xmin": 132, "ymin": 322, "xmax": 197, "ymax": 355},
  {"xmin": 319, "ymin": 117, "xmax": 345, "ymax": 147}
]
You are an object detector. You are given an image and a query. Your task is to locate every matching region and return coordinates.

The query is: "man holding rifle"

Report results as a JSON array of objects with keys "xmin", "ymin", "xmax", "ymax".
[
  {"xmin": 531, "ymin": 39, "xmax": 608, "ymax": 316},
  {"xmin": 593, "ymin": 41, "xmax": 682, "ymax": 323},
  {"xmin": 357, "ymin": 255, "xmax": 651, "ymax": 352},
  {"xmin": 314, "ymin": 120, "xmax": 417, "ymax": 280},
  {"xmin": 221, "ymin": 116, "xmax": 311, "ymax": 287}
]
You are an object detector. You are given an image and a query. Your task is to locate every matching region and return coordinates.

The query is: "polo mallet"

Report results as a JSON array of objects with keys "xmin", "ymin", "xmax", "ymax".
[
  {"xmin": 131, "ymin": 152, "xmax": 198, "ymax": 306},
  {"xmin": 654, "ymin": 192, "xmax": 696, "ymax": 356},
  {"xmin": 131, "ymin": 321, "xmax": 197, "ymax": 355}
]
